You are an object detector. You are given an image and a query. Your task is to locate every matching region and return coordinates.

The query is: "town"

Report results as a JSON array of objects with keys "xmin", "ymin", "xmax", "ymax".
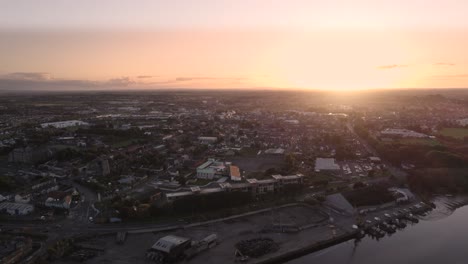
[{"xmin": 1, "ymin": 89, "xmax": 468, "ymax": 263}]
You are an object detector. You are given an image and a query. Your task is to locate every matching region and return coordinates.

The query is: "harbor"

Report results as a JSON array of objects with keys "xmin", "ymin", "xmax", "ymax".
[
  {"xmin": 288, "ymin": 196, "xmax": 468, "ymax": 264},
  {"xmin": 58, "ymin": 196, "xmax": 444, "ymax": 264}
]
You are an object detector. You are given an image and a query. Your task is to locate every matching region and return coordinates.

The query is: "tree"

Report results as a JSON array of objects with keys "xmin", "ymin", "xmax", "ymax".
[
  {"xmin": 176, "ymin": 175, "xmax": 187, "ymax": 186},
  {"xmin": 353, "ymin": 181, "xmax": 366, "ymax": 189},
  {"xmin": 284, "ymin": 154, "xmax": 297, "ymax": 172}
]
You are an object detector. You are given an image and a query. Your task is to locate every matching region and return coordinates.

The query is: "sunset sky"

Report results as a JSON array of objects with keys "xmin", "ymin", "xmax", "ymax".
[{"xmin": 1, "ymin": 0, "xmax": 468, "ymax": 90}]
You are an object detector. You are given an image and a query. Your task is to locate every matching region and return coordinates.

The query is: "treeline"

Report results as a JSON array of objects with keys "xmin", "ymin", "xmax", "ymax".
[
  {"xmin": 344, "ymin": 184, "xmax": 395, "ymax": 207},
  {"xmin": 354, "ymin": 123, "xmax": 467, "ymax": 168},
  {"xmin": 408, "ymin": 168, "xmax": 468, "ymax": 194},
  {"xmin": 172, "ymin": 191, "xmax": 253, "ymax": 214}
]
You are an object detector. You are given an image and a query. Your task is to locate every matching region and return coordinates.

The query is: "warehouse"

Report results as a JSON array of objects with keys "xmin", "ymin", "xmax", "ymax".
[{"xmin": 0, "ymin": 202, "xmax": 34, "ymax": 215}]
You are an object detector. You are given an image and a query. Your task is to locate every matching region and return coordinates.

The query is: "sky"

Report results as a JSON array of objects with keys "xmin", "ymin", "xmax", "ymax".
[{"xmin": 1, "ymin": 0, "xmax": 468, "ymax": 90}]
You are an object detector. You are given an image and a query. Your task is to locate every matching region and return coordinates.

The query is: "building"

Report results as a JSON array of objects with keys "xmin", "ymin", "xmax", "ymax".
[
  {"xmin": 0, "ymin": 202, "xmax": 34, "ymax": 215},
  {"xmin": 229, "ymin": 165, "xmax": 241, "ymax": 181},
  {"xmin": 196, "ymin": 159, "xmax": 227, "ymax": 179},
  {"xmin": 315, "ymin": 158, "xmax": 340, "ymax": 172},
  {"xmin": 84, "ymin": 157, "xmax": 111, "ymax": 176},
  {"xmin": 44, "ymin": 191, "xmax": 72, "ymax": 209},
  {"xmin": 380, "ymin": 128, "xmax": 428, "ymax": 138},
  {"xmin": 8, "ymin": 147, "xmax": 33, "ymax": 163},
  {"xmin": 165, "ymin": 173, "xmax": 304, "ymax": 203},
  {"xmin": 8, "ymin": 147, "xmax": 53, "ymax": 164},
  {"xmin": 272, "ymin": 174, "xmax": 304, "ymax": 187},
  {"xmin": 264, "ymin": 148, "xmax": 285, "ymax": 155},
  {"xmin": 165, "ymin": 191, "xmax": 195, "ymax": 203},
  {"xmin": 40, "ymin": 120, "xmax": 89, "ymax": 129},
  {"xmin": 247, "ymin": 178, "xmax": 276, "ymax": 194},
  {"xmin": 148, "ymin": 235, "xmax": 192, "ymax": 261},
  {"xmin": 14, "ymin": 194, "xmax": 31, "ymax": 204},
  {"xmin": 198, "ymin": 136, "xmax": 218, "ymax": 145}
]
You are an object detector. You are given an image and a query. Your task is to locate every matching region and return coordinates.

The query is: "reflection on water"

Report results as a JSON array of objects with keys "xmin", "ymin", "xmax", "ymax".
[{"xmin": 288, "ymin": 196, "xmax": 468, "ymax": 264}]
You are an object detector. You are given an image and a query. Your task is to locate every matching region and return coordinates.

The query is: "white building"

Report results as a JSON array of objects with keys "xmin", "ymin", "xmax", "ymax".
[
  {"xmin": 264, "ymin": 148, "xmax": 285, "ymax": 155},
  {"xmin": 380, "ymin": 128, "xmax": 428, "ymax": 138},
  {"xmin": 315, "ymin": 158, "xmax": 340, "ymax": 172},
  {"xmin": 196, "ymin": 159, "xmax": 227, "ymax": 179},
  {"xmin": 0, "ymin": 202, "xmax": 34, "ymax": 215}
]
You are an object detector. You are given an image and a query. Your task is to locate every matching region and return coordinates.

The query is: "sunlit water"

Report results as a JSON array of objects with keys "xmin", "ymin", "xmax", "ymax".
[{"xmin": 288, "ymin": 196, "xmax": 468, "ymax": 264}]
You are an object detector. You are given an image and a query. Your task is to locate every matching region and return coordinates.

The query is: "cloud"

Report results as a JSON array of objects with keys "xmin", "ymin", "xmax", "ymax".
[
  {"xmin": 0, "ymin": 73, "xmax": 250, "ymax": 91},
  {"xmin": 377, "ymin": 64, "xmax": 408, "ymax": 70},
  {"xmin": 175, "ymin": 76, "xmax": 247, "ymax": 82},
  {"xmin": 6, "ymin": 72, "xmax": 52, "ymax": 81},
  {"xmin": 106, "ymin": 77, "xmax": 135, "ymax": 87},
  {"xmin": 433, "ymin": 62, "xmax": 455, "ymax": 66}
]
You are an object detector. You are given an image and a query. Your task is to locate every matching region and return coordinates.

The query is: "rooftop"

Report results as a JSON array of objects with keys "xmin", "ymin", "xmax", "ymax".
[
  {"xmin": 315, "ymin": 158, "xmax": 340, "ymax": 171},
  {"xmin": 151, "ymin": 235, "xmax": 191, "ymax": 253}
]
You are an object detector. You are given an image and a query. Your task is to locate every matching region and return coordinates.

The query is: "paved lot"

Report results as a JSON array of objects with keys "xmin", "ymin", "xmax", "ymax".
[{"xmin": 60, "ymin": 204, "xmax": 354, "ymax": 264}]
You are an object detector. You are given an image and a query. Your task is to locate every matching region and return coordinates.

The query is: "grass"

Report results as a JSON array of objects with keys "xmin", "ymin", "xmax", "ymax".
[
  {"xmin": 239, "ymin": 147, "xmax": 259, "ymax": 156},
  {"xmin": 439, "ymin": 128, "xmax": 468, "ymax": 140},
  {"xmin": 397, "ymin": 138, "xmax": 441, "ymax": 146},
  {"xmin": 190, "ymin": 178, "xmax": 214, "ymax": 186}
]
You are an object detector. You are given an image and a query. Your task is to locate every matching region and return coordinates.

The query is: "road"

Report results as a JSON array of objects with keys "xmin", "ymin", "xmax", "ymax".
[{"xmin": 346, "ymin": 122, "xmax": 407, "ymax": 180}]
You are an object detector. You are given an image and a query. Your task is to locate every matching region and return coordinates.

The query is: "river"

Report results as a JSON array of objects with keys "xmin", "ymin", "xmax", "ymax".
[{"xmin": 288, "ymin": 196, "xmax": 468, "ymax": 264}]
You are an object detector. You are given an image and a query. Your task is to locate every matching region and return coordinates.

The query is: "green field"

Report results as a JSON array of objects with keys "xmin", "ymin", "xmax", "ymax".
[
  {"xmin": 398, "ymin": 138, "xmax": 440, "ymax": 146},
  {"xmin": 439, "ymin": 128, "xmax": 468, "ymax": 140}
]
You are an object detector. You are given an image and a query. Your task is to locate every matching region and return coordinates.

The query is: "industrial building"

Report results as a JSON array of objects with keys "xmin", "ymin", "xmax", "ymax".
[
  {"xmin": 147, "ymin": 235, "xmax": 192, "ymax": 262},
  {"xmin": 315, "ymin": 158, "xmax": 340, "ymax": 172},
  {"xmin": 0, "ymin": 202, "xmax": 34, "ymax": 216},
  {"xmin": 380, "ymin": 128, "xmax": 428, "ymax": 138},
  {"xmin": 196, "ymin": 159, "xmax": 228, "ymax": 179},
  {"xmin": 165, "ymin": 174, "xmax": 304, "ymax": 202}
]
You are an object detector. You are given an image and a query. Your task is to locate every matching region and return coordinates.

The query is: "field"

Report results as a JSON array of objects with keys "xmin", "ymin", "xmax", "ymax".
[
  {"xmin": 439, "ymin": 128, "xmax": 468, "ymax": 140},
  {"xmin": 398, "ymin": 138, "xmax": 441, "ymax": 146},
  {"xmin": 229, "ymin": 155, "xmax": 284, "ymax": 172}
]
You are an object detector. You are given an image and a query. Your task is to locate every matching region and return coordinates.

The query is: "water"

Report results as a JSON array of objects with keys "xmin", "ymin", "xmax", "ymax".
[{"xmin": 288, "ymin": 196, "xmax": 468, "ymax": 264}]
